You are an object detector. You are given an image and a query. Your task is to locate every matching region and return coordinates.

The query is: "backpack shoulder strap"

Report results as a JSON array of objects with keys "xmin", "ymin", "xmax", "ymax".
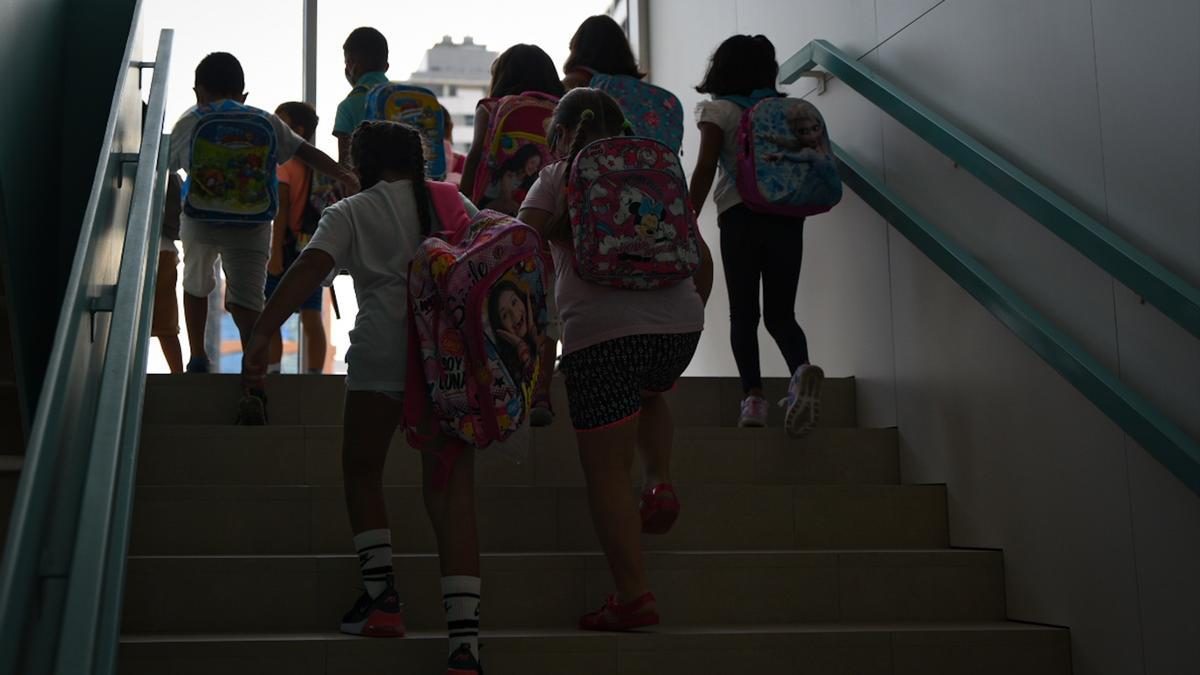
[{"xmin": 426, "ymin": 181, "xmax": 471, "ymax": 240}]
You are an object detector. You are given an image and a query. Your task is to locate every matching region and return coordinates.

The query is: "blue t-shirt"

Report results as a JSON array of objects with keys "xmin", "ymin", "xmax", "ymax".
[{"xmin": 333, "ymin": 71, "xmax": 390, "ymax": 137}]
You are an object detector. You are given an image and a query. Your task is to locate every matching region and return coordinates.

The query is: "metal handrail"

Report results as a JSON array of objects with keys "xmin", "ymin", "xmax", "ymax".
[
  {"xmin": 0, "ymin": 25, "xmax": 173, "ymax": 674},
  {"xmin": 833, "ymin": 143, "xmax": 1200, "ymax": 496},
  {"xmin": 781, "ymin": 39, "xmax": 1200, "ymax": 340}
]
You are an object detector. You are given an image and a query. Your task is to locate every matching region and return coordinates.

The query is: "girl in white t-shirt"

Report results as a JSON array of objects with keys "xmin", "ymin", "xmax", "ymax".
[
  {"xmin": 242, "ymin": 121, "xmax": 485, "ymax": 674},
  {"xmin": 690, "ymin": 34, "xmax": 826, "ymax": 437},
  {"xmin": 518, "ymin": 88, "xmax": 714, "ymax": 632}
]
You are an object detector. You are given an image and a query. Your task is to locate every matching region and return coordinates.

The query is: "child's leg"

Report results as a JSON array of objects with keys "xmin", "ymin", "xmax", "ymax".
[
  {"xmin": 219, "ymin": 245, "xmax": 269, "ymax": 352},
  {"xmin": 153, "ymin": 250, "xmax": 184, "ymax": 373},
  {"xmin": 339, "ymin": 390, "xmax": 405, "ymax": 637},
  {"xmin": 159, "ymin": 337, "xmax": 184, "ymax": 374},
  {"xmin": 300, "ymin": 308, "xmax": 327, "ymax": 373},
  {"xmin": 760, "ymin": 221, "xmax": 809, "ymax": 371},
  {"xmin": 637, "ymin": 392, "xmax": 673, "ymax": 487},
  {"xmin": 422, "ymin": 446, "xmax": 480, "ymax": 665},
  {"xmin": 179, "ymin": 241, "xmax": 220, "ymax": 367},
  {"xmin": 718, "ymin": 213, "xmax": 768, "ymax": 397},
  {"xmin": 577, "ymin": 421, "xmax": 650, "ymax": 601}
]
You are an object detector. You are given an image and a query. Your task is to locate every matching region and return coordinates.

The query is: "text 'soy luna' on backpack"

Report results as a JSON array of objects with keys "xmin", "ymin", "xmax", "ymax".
[
  {"xmin": 567, "ymin": 136, "xmax": 701, "ymax": 290},
  {"xmin": 735, "ymin": 97, "xmax": 842, "ymax": 217},
  {"xmin": 470, "ymin": 92, "xmax": 559, "ymax": 215},
  {"xmin": 365, "ymin": 83, "xmax": 448, "ymax": 180},
  {"xmin": 579, "ymin": 67, "xmax": 684, "ymax": 153},
  {"xmin": 405, "ymin": 210, "xmax": 548, "ymax": 453},
  {"xmin": 183, "ymin": 100, "xmax": 279, "ymax": 222}
]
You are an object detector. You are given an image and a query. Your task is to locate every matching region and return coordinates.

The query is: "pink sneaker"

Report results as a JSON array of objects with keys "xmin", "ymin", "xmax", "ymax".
[
  {"xmin": 738, "ymin": 395, "xmax": 768, "ymax": 428},
  {"xmin": 782, "ymin": 364, "xmax": 824, "ymax": 438}
]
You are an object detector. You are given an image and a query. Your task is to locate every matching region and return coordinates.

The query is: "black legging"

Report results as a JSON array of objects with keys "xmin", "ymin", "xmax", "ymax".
[{"xmin": 718, "ymin": 204, "xmax": 810, "ymax": 394}]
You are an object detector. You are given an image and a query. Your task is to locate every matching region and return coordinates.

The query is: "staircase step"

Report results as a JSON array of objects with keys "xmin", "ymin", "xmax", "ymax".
[
  {"xmin": 136, "ymin": 425, "xmax": 899, "ymax": 488},
  {"xmin": 141, "ymin": 374, "xmax": 858, "ymax": 428},
  {"xmin": 118, "ymin": 624, "xmax": 1071, "ymax": 675},
  {"xmin": 122, "ymin": 550, "xmax": 1005, "ymax": 633},
  {"xmin": 129, "ymin": 484, "xmax": 948, "ymax": 555}
]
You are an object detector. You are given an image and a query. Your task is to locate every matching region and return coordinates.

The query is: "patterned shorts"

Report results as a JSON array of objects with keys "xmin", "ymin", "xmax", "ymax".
[{"xmin": 560, "ymin": 332, "xmax": 701, "ymax": 431}]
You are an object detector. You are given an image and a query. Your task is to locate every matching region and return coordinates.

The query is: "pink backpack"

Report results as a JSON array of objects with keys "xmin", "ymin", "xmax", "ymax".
[
  {"xmin": 566, "ymin": 136, "xmax": 701, "ymax": 290},
  {"xmin": 469, "ymin": 92, "xmax": 558, "ymax": 215},
  {"xmin": 404, "ymin": 209, "xmax": 549, "ymax": 464}
]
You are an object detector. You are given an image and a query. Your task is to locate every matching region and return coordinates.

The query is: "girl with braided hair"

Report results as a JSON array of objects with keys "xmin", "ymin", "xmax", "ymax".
[
  {"xmin": 518, "ymin": 88, "xmax": 714, "ymax": 632},
  {"xmin": 242, "ymin": 121, "xmax": 488, "ymax": 674}
]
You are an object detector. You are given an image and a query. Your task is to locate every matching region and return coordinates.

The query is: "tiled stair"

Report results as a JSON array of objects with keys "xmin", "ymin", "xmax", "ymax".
[{"xmin": 118, "ymin": 374, "xmax": 1072, "ymax": 674}]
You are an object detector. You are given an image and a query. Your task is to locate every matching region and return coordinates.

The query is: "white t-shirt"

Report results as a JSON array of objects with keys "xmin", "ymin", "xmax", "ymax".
[
  {"xmin": 168, "ymin": 102, "xmax": 305, "ymax": 250},
  {"xmin": 306, "ymin": 180, "xmax": 477, "ymax": 391},
  {"xmin": 694, "ymin": 99, "xmax": 745, "ymax": 215}
]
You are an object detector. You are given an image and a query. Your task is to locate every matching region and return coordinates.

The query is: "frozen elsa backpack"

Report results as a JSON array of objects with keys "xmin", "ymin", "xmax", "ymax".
[
  {"xmin": 470, "ymin": 92, "xmax": 558, "ymax": 214},
  {"xmin": 404, "ymin": 207, "xmax": 548, "ymax": 461},
  {"xmin": 365, "ymin": 83, "xmax": 448, "ymax": 180},
  {"xmin": 566, "ymin": 136, "xmax": 701, "ymax": 290},
  {"xmin": 182, "ymin": 100, "xmax": 278, "ymax": 222},
  {"xmin": 576, "ymin": 68, "xmax": 684, "ymax": 153},
  {"xmin": 730, "ymin": 95, "xmax": 842, "ymax": 217}
]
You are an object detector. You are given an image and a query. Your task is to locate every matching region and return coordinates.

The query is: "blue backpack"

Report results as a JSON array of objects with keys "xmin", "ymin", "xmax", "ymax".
[
  {"xmin": 364, "ymin": 83, "xmax": 448, "ymax": 180},
  {"xmin": 182, "ymin": 100, "xmax": 279, "ymax": 222},
  {"xmin": 582, "ymin": 68, "xmax": 684, "ymax": 153}
]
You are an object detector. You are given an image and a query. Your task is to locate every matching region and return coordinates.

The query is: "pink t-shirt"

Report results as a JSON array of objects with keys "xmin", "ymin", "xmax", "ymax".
[{"xmin": 521, "ymin": 161, "xmax": 705, "ymax": 355}]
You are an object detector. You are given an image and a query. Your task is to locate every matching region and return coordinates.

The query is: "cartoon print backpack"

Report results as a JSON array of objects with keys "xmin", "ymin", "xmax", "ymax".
[
  {"xmin": 404, "ymin": 210, "xmax": 548, "ymax": 455},
  {"xmin": 470, "ymin": 92, "xmax": 558, "ymax": 215},
  {"xmin": 580, "ymin": 68, "xmax": 684, "ymax": 153},
  {"xmin": 365, "ymin": 83, "xmax": 448, "ymax": 180},
  {"xmin": 284, "ymin": 169, "xmax": 344, "ymax": 268},
  {"xmin": 567, "ymin": 136, "xmax": 701, "ymax": 290},
  {"xmin": 734, "ymin": 97, "xmax": 842, "ymax": 217},
  {"xmin": 182, "ymin": 100, "xmax": 278, "ymax": 222}
]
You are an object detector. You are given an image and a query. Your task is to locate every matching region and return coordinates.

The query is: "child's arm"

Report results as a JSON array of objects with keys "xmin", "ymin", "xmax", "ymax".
[
  {"xmin": 694, "ymin": 237, "xmax": 714, "ymax": 307},
  {"xmin": 269, "ymin": 184, "xmax": 291, "ymax": 277},
  {"xmin": 335, "ymin": 133, "xmax": 351, "ymax": 167},
  {"xmin": 459, "ymin": 106, "xmax": 490, "ymax": 198},
  {"xmin": 243, "ymin": 248, "xmax": 336, "ymax": 386},
  {"xmin": 688, "ymin": 122, "xmax": 724, "ymax": 218},
  {"xmin": 294, "ymin": 142, "xmax": 361, "ymax": 195},
  {"xmin": 516, "ymin": 207, "xmax": 556, "ymax": 241}
]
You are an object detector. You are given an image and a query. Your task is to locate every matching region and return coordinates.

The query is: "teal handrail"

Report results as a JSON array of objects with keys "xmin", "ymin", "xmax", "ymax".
[
  {"xmin": 834, "ymin": 143, "xmax": 1199, "ymax": 496},
  {"xmin": 781, "ymin": 40, "xmax": 1200, "ymax": 340},
  {"xmin": 0, "ymin": 24, "xmax": 172, "ymax": 674}
]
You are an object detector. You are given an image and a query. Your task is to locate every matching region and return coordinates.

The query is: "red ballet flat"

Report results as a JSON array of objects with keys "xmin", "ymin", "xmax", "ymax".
[{"xmin": 639, "ymin": 483, "xmax": 681, "ymax": 535}]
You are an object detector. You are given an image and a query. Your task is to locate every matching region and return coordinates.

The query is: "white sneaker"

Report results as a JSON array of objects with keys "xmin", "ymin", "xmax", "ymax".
[
  {"xmin": 781, "ymin": 364, "xmax": 824, "ymax": 438},
  {"xmin": 738, "ymin": 395, "xmax": 769, "ymax": 428}
]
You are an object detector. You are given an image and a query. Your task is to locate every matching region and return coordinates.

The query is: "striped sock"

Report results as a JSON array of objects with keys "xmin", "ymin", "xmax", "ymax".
[
  {"xmin": 353, "ymin": 529, "xmax": 393, "ymax": 599},
  {"xmin": 441, "ymin": 575, "xmax": 481, "ymax": 660}
]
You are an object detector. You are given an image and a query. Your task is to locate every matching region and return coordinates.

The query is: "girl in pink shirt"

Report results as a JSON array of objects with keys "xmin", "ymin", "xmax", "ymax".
[{"xmin": 518, "ymin": 88, "xmax": 714, "ymax": 632}]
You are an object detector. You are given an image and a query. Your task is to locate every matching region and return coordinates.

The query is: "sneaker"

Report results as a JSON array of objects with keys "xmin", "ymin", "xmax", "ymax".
[
  {"xmin": 528, "ymin": 398, "xmax": 554, "ymax": 427},
  {"xmin": 446, "ymin": 643, "xmax": 484, "ymax": 675},
  {"xmin": 737, "ymin": 395, "xmax": 768, "ymax": 428},
  {"xmin": 579, "ymin": 592, "xmax": 660, "ymax": 631},
  {"xmin": 185, "ymin": 356, "xmax": 210, "ymax": 373},
  {"xmin": 339, "ymin": 586, "xmax": 406, "ymax": 637},
  {"xmin": 781, "ymin": 364, "xmax": 824, "ymax": 438},
  {"xmin": 234, "ymin": 389, "xmax": 268, "ymax": 426}
]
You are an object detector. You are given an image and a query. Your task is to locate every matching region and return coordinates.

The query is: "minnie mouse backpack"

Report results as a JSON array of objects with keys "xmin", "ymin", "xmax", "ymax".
[{"xmin": 566, "ymin": 136, "xmax": 701, "ymax": 290}]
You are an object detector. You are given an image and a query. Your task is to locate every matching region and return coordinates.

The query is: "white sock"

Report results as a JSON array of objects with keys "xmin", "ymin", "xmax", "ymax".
[
  {"xmin": 442, "ymin": 575, "xmax": 481, "ymax": 661},
  {"xmin": 267, "ymin": 362, "xmax": 282, "ymax": 374},
  {"xmin": 353, "ymin": 529, "xmax": 393, "ymax": 599}
]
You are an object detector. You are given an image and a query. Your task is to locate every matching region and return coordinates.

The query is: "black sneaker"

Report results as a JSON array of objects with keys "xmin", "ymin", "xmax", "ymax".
[
  {"xmin": 234, "ymin": 389, "xmax": 268, "ymax": 426},
  {"xmin": 339, "ymin": 586, "xmax": 405, "ymax": 637},
  {"xmin": 446, "ymin": 643, "xmax": 483, "ymax": 674}
]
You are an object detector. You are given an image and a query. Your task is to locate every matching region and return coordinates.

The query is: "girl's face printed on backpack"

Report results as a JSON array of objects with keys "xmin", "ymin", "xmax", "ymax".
[
  {"xmin": 497, "ymin": 289, "xmax": 528, "ymax": 339},
  {"xmin": 791, "ymin": 115, "xmax": 823, "ymax": 149}
]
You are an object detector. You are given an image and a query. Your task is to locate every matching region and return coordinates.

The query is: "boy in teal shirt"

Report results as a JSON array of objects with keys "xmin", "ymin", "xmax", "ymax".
[{"xmin": 334, "ymin": 27, "xmax": 390, "ymax": 165}]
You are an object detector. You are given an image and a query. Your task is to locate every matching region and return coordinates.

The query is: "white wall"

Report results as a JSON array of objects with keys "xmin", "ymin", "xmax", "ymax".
[{"xmin": 647, "ymin": 1, "xmax": 1200, "ymax": 674}]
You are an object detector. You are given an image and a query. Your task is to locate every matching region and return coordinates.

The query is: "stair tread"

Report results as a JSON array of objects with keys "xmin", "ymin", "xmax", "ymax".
[{"xmin": 121, "ymin": 621, "xmax": 1066, "ymax": 643}]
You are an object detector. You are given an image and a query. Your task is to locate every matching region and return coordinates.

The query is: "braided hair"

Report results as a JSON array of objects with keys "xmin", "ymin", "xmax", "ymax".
[
  {"xmin": 545, "ymin": 88, "xmax": 629, "ymax": 239},
  {"xmin": 349, "ymin": 120, "xmax": 434, "ymax": 236}
]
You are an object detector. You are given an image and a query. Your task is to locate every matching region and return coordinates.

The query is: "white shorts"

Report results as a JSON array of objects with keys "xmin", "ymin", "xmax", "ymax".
[{"xmin": 181, "ymin": 241, "xmax": 268, "ymax": 311}]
